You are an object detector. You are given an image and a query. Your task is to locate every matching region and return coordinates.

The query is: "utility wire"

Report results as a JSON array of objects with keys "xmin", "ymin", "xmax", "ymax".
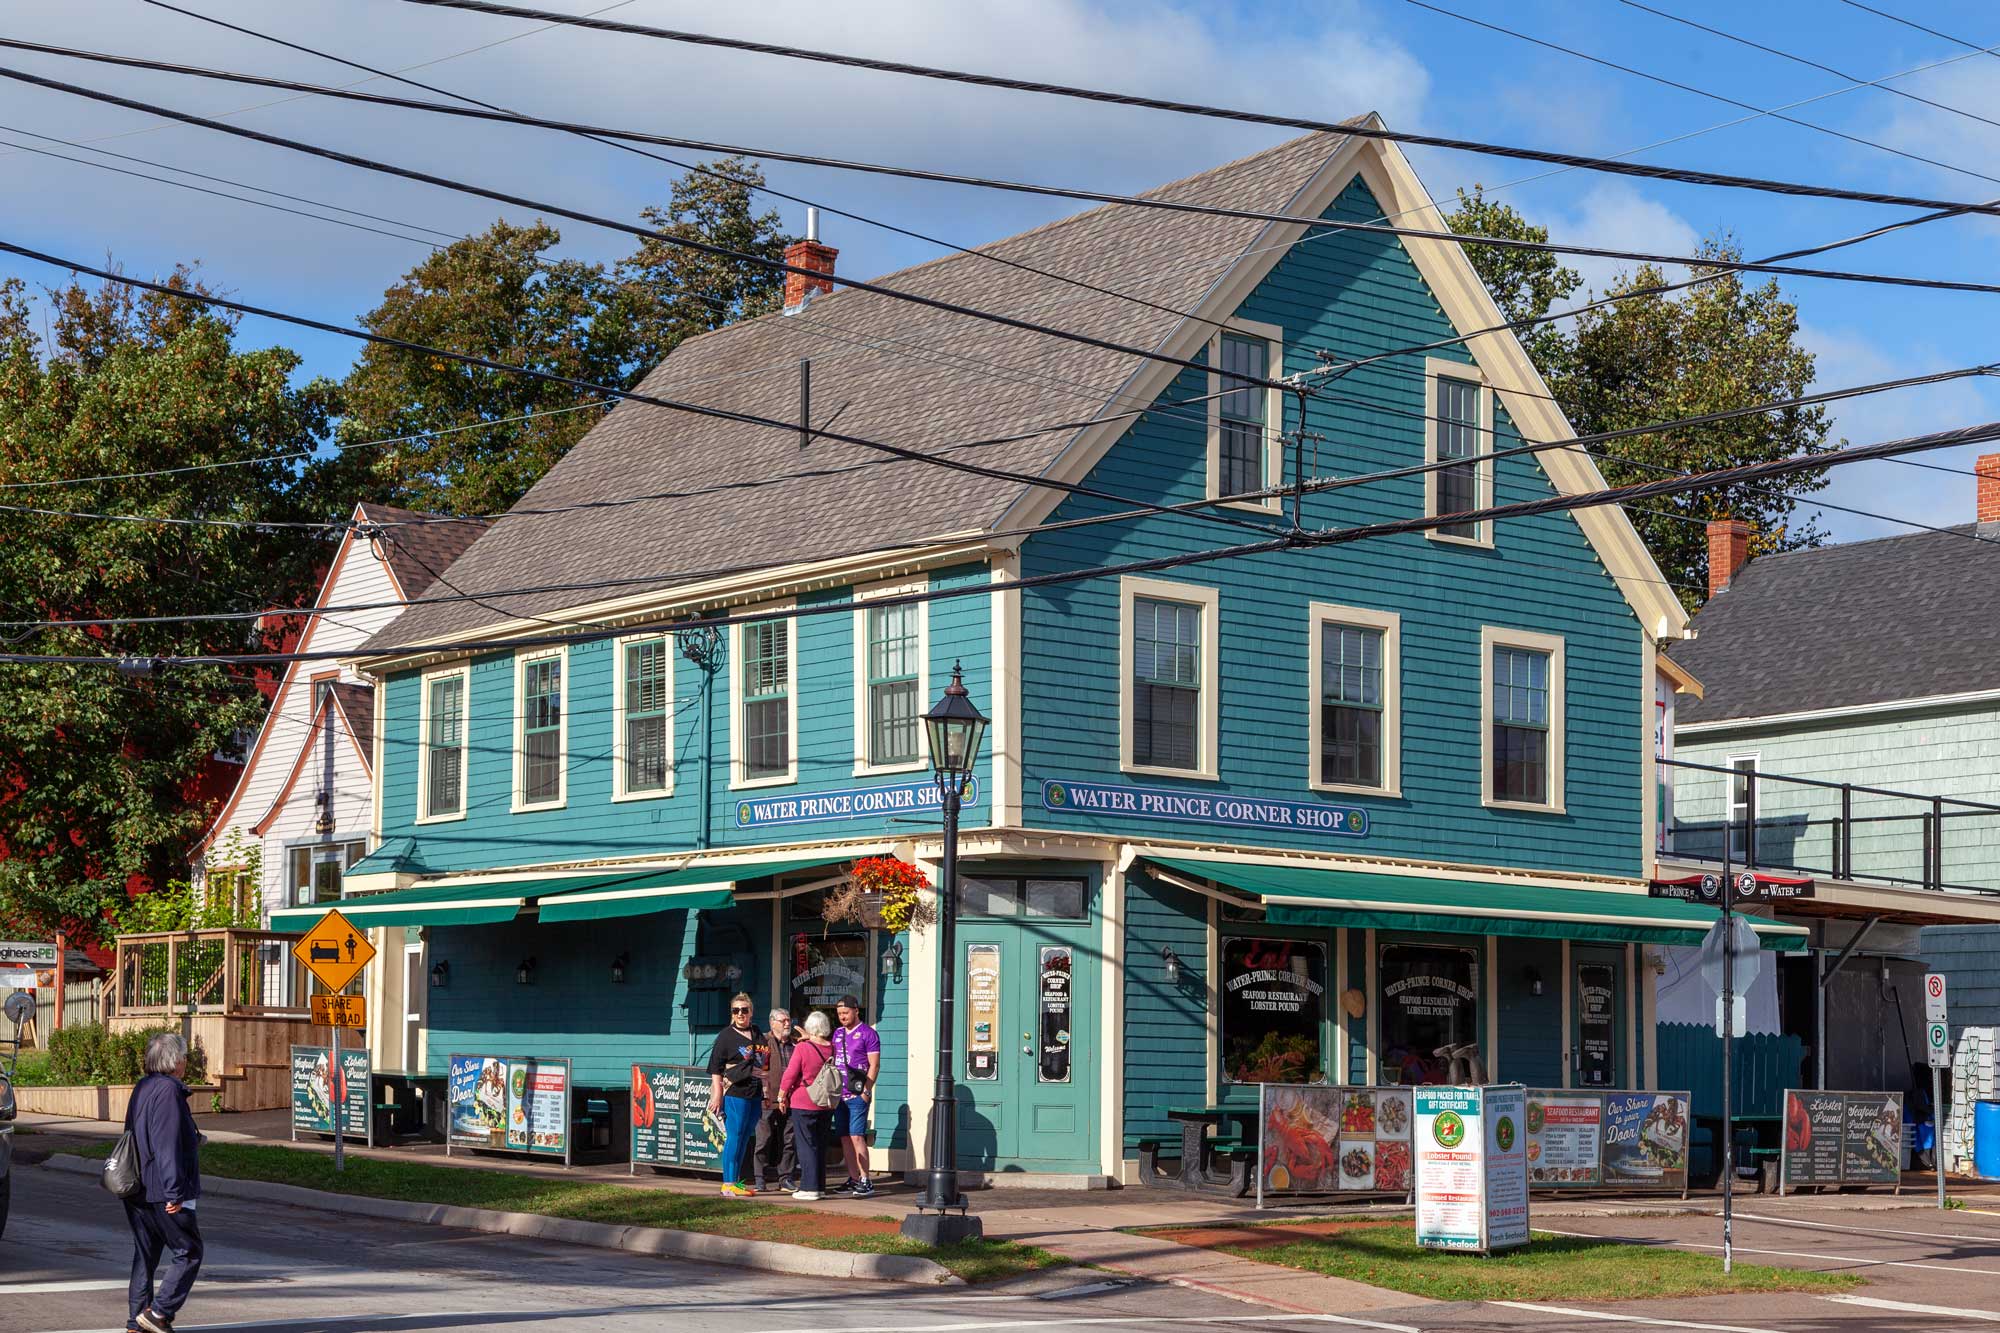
[
  {"xmin": 1835, "ymin": 0, "xmax": 2000, "ymax": 58},
  {"xmin": 393, "ymin": 0, "xmax": 2000, "ymax": 217},
  {"xmin": 24, "ymin": 35, "xmax": 2000, "ymax": 301},
  {"xmin": 19, "ymin": 409, "xmax": 2000, "ymax": 668}
]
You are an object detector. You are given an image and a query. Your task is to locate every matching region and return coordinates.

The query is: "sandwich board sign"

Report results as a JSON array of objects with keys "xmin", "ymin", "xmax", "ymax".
[
  {"xmin": 1414, "ymin": 1084, "xmax": 1530, "ymax": 1253},
  {"xmin": 291, "ymin": 908, "xmax": 375, "ymax": 993}
]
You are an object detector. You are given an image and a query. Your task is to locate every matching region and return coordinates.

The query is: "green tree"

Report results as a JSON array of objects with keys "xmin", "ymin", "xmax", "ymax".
[
  {"xmin": 317, "ymin": 158, "xmax": 795, "ymax": 516},
  {"xmin": 0, "ymin": 268, "xmax": 332, "ymax": 947},
  {"xmin": 1446, "ymin": 192, "xmax": 1832, "ymax": 607}
]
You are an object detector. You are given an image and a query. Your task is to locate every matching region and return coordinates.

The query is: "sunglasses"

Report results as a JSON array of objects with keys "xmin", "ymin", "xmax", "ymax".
[{"xmin": 731, "ymin": 1006, "xmax": 753, "ymax": 1014}]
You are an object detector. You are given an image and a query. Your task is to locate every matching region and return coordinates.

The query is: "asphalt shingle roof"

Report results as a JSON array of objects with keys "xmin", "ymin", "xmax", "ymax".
[
  {"xmin": 355, "ymin": 502, "xmax": 491, "ymax": 601},
  {"xmin": 330, "ymin": 681, "xmax": 375, "ymax": 771},
  {"xmin": 362, "ymin": 126, "xmax": 1367, "ymax": 654},
  {"xmin": 1670, "ymin": 523, "xmax": 2000, "ymax": 725}
]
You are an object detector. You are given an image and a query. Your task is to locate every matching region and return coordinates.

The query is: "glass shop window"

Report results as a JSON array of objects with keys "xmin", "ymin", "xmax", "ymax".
[
  {"xmin": 1377, "ymin": 942, "xmax": 1481, "ymax": 1086},
  {"xmin": 1219, "ymin": 936, "xmax": 1326, "ymax": 1084}
]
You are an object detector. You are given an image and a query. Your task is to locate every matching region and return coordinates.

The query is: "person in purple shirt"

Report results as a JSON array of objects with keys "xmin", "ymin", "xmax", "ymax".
[{"xmin": 830, "ymin": 994, "xmax": 881, "ymax": 1197}]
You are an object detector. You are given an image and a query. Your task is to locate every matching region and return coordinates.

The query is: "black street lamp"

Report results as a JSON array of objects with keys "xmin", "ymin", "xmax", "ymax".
[{"xmin": 902, "ymin": 662, "xmax": 987, "ymax": 1246}]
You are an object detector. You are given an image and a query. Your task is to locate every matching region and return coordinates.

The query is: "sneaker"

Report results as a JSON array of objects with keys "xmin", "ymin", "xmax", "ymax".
[
  {"xmin": 136, "ymin": 1313, "xmax": 174, "ymax": 1333},
  {"xmin": 777, "ymin": 1176, "xmax": 798, "ymax": 1192},
  {"xmin": 791, "ymin": 1189, "xmax": 822, "ymax": 1201},
  {"xmin": 828, "ymin": 1179, "xmax": 857, "ymax": 1195},
  {"xmin": 848, "ymin": 1178, "xmax": 876, "ymax": 1197}
]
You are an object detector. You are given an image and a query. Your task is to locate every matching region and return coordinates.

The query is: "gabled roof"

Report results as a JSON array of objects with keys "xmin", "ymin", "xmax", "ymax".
[
  {"xmin": 360, "ymin": 119, "xmax": 1685, "ymax": 660},
  {"xmin": 354, "ymin": 502, "xmax": 490, "ymax": 600},
  {"xmin": 249, "ymin": 681, "xmax": 375, "ymax": 835},
  {"xmin": 330, "ymin": 683, "xmax": 376, "ymax": 773},
  {"xmin": 1671, "ymin": 524, "xmax": 2000, "ymax": 726}
]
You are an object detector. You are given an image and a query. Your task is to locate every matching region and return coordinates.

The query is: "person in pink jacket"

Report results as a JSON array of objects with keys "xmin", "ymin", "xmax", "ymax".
[{"xmin": 778, "ymin": 1010, "xmax": 837, "ymax": 1200}]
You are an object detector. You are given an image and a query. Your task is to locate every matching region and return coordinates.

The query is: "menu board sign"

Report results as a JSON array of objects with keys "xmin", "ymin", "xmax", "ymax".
[
  {"xmin": 1782, "ymin": 1089, "xmax": 1902, "ymax": 1191},
  {"xmin": 290, "ymin": 1045, "xmax": 371, "ymax": 1144},
  {"xmin": 966, "ymin": 944, "xmax": 1000, "ymax": 1081},
  {"xmin": 1527, "ymin": 1094, "xmax": 1602, "ymax": 1186},
  {"xmin": 1258, "ymin": 1084, "xmax": 1413, "ymax": 1199},
  {"xmin": 1525, "ymin": 1089, "xmax": 1688, "ymax": 1192},
  {"xmin": 1414, "ymin": 1086, "xmax": 1486, "ymax": 1251},
  {"xmin": 1483, "ymin": 1085, "xmax": 1530, "ymax": 1252},
  {"xmin": 1039, "ymin": 946, "xmax": 1072, "ymax": 1084},
  {"xmin": 630, "ymin": 1063, "xmax": 725, "ymax": 1172},
  {"xmin": 446, "ymin": 1053, "xmax": 571, "ymax": 1161}
]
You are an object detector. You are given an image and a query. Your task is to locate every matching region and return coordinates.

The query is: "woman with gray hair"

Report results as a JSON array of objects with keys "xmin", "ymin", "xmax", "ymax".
[
  {"xmin": 777, "ymin": 1010, "xmax": 837, "ymax": 1200},
  {"xmin": 124, "ymin": 1031, "xmax": 203, "ymax": 1333}
]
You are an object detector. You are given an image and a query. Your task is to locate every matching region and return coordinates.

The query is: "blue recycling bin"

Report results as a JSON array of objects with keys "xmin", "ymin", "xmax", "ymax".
[{"xmin": 1975, "ymin": 1101, "xmax": 2000, "ymax": 1179}]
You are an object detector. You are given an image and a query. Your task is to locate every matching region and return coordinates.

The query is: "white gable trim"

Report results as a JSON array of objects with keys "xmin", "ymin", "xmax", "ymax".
[{"xmin": 997, "ymin": 121, "xmax": 1688, "ymax": 643}]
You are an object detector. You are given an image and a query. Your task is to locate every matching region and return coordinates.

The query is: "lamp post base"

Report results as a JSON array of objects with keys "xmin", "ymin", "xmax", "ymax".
[{"xmin": 899, "ymin": 1211, "xmax": 985, "ymax": 1245}]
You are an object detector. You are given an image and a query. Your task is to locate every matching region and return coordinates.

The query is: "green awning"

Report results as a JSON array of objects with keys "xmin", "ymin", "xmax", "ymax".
[
  {"xmin": 270, "ymin": 878, "xmax": 538, "ymax": 930},
  {"xmin": 536, "ymin": 855, "xmax": 850, "ymax": 923},
  {"xmin": 1146, "ymin": 856, "xmax": 1808, "ymax": 952}
]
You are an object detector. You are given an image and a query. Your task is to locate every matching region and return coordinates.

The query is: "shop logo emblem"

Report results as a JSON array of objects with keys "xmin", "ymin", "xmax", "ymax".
[
  {"xmin": 1494, "ymin": 1115, "xmax": 1516, "ymax": 1152},
  {"xmin": 1699, "ymin": 874, "xmax": 1721, "ymax": 902},
  {"xmin": 1433, "ymin": 1110, "xmax": 1465, "ymax": 1148},
  {"xmin": 737, "ymin": 802, "xmax": 752, "ymax": 823},
  {"xmin": 1046, "ymin": 782, "xmax": 1069, "ymax": 808}
]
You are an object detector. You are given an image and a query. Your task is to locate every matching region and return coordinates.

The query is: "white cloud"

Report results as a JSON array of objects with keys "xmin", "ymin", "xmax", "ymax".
[{"xmin": 1550, "ymin": 181, "xmax": 1702, "ymax": 297}]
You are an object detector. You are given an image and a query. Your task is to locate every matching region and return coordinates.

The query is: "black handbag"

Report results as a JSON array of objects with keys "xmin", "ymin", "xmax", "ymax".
[{"xmin": 102, "ymin": 1091, "xmax": 144, "ymax": 1200}]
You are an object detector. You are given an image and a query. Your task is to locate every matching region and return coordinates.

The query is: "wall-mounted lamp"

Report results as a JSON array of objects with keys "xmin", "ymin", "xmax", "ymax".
[
  {"xmin": 515, "ymin": 956, "xmax": 537, "ymax": 986},
  {"xmin": 880, "ymin": 937, "xmax": 905, "ymax": 984},
  {"xmin": 1524, "ymin": 967, "xmax": 1544, "ymax": 998},
  {"xmin": 610, "ymin": 952, "xmax": 629, "ymax": 985},
  {"xmin": 429, "ymin": 959, "xmax": 450, "ymax": 989},
  {"xmin": 1161, "ymin": 945, "xmax": 1180, "ymax": 986}
]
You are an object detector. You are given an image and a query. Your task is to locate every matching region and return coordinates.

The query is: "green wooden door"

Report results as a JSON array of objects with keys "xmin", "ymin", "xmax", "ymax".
[
  {"xmin": 950, "ymin": 910, "xmax": 1097, "ymax": 1173},
  {"xmin": 1573, "ymin": 947, "xmax": 1625, "ymax": 1088}
]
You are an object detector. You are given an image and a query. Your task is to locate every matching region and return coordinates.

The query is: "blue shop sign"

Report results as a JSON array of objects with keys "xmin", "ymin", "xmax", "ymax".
[
  {"xmin": 1041, "ymin": 778, "xmax": 1369, "ymax": 836},
  {"xmin": 736, "ymin": 776, "xmax": 979, "ymax": 829}
]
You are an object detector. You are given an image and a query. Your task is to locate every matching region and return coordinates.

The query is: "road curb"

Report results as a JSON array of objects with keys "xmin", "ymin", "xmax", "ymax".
[{"xmin": 40, "ymin": 1153, "xmax": 959, "ymax": 1284}]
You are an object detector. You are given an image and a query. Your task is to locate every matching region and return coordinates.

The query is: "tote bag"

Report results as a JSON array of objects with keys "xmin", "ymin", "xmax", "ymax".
[{"xmin": 102, "ymin": 1094, "xmax": 144, "ymax": 1200}]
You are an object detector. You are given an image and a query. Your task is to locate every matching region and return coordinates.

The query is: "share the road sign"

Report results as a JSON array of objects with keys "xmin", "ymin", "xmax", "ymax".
[{"xmin": 291, "ymin": 908, "xmax": 376, "ymax": 993}]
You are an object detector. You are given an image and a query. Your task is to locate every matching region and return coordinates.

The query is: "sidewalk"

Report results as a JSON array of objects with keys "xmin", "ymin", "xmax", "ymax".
[{"xmin": 20, "ymin": 1106, "xmax": 1999, "ymax": 1314}]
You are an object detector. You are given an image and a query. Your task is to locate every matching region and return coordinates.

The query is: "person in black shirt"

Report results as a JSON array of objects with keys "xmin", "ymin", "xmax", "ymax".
[{"xmin": 705, "ymin": 993, "xmax": 768, "ymax": 1196}]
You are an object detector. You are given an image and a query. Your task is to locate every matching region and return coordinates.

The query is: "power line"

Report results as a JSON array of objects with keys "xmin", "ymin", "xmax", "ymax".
[
  {"xmin": 0, "ymin": 60, "xmax": 1303, "ymax": 399},
  {"xmin": 1835, "ymin": 0, "xmax": 2000, "ymax": 59},
  {"xmin": 393, "ymin": 0, "xmax": 2000, "ymax": 217},
  {"xmin": 27, "ymin": 35, "xmax": 2000, "ymax": 298},
  {"xmin": 19, "ymin": 409, "xmax": 2000, "ymax": 668}
]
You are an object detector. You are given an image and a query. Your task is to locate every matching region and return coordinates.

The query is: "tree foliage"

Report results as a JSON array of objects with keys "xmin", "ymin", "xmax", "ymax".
[
  {"xmin": 313, "ymin": 157, "xmax": 795, "ymax": 516},
  {"xmin": 0, "ymin": 268, "xmax": 334, "ymax": 945},
  {"xmin": 1446, "ymin": 189, "xmax": 1834, "ymax": 607}
]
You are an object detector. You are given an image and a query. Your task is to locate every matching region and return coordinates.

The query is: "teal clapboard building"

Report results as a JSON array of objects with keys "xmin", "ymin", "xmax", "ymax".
[{"xmin": 305, "ymin": 122, "xmax": 1813, "ymax": 1183}]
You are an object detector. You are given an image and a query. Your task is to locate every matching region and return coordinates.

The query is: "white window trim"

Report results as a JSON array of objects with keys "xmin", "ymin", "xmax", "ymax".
[
  {"xmin": 415, "ymin": 663, "xmax": 469, "ymax": 825},
  {"xmin": 730, "ymin": 600, "xmax": 799, "ymax": 790},
  {"xmin": 612, "ymin": 632, "xmax": 675, "ymax": 802},
  {"xmin": 852, "ymin": 576, "xmax": 930, "ymax": 777},
  {"xmin": 1205, "ymin": 317, "xmax": 1286, "ymax": 513},
  {"xmin": 512, "ymin": 646, "xmax": 569, "ymax": 813},
  {"xmin": 1480, "ymin": 625, "xmax": 1566, "ymax": 814},
  {"xmin": 1307, "ymin": 602, "xmax": 1402, "ymax": 798},
  {"xmin": 1119, "ymin": 576, "xmax": 1221, "ymax": 782},
  {"xmin": 1726, "ymin": 752, "xmax": 1760, "ymax": 856},
  {"xmin": 1424, "ymin": 355, "xmax": 1495, "ymax": 549}
]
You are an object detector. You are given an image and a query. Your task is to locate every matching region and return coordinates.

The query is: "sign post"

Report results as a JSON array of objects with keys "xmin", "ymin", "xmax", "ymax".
[
  {"xmin": 291, "ymin": 909, "xmax": 376, "ymax": 1174},
  {"xmin": 1927, "ymin": 973, "xmax": 1949, "ymax": 1209}
]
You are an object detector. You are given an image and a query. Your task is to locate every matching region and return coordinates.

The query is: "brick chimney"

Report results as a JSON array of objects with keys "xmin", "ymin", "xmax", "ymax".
[
  {"xmin": 782, "ymin": 206, "xmax": 837, "ymax": 314},
  {"xmin": 1978, "ymin": 453, "xmax": 2000, "ymax": 524},
  {"xmin": 1706, "ymin": 518, "xmax": 1752, "ymax": 599}
]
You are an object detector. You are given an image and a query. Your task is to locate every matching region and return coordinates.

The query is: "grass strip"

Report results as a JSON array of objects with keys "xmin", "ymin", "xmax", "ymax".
[
  {"xmin": 1150, "ymin": 1220, "xmax": 1862, "ymax": 1302},
  {"xmin": 72, "ymin": 1141, "xmax": 1059, "ymax": 1283}
]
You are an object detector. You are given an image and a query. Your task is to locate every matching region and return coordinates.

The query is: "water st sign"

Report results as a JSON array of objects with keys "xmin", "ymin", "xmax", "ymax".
[
  {"xmin": 1649, "ymin": 872, "xmax": 1814, "ymax": 905},
  {"xmin": 1042, "ymin": 778, "xmax": 1369, "ymax": 837}
]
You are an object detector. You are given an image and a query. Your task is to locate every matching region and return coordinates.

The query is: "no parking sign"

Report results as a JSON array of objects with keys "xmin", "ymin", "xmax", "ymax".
[{"xmin": 1926, "ymin": 973, "xmax": 1950, "ymax": 1068}]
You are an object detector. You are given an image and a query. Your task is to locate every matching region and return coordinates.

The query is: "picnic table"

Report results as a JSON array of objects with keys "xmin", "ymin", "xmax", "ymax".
[
  {"xmin": 1160, "ymin": 1105, "xmax": 1259, "ymax": 1191},
  {"xmin": 1695, "ymin": 1112, "xmax": 1784, "ymax": 1190}
]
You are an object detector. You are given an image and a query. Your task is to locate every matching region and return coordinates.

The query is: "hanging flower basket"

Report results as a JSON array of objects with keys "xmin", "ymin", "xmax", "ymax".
[{"xmin": 820, "ymin": 856, "xmax": 936, "ymax": 935}]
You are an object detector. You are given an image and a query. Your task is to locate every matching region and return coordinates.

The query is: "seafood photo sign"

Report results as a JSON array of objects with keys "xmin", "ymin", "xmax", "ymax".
[
  {"xmin": 1780, "ymin": 1089, "xmax": 1903, "ymax": 1193},
  {"xmin": 1524, "ymin": 1089, "xmax": 1692, "ymax": 1194},
  {"xmin": 446, "ymin": 1053, "xmax": 573, "ymax": 1163},
  {"xmin": 1257, "ymin": 1083, "xmax": 1415, "ymax": 1203}
]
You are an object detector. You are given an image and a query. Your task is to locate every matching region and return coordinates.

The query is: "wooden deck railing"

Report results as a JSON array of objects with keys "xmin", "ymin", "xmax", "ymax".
[{"xmin": 112, "ymin": 928, "xmax": 310, "ymax": 1018}]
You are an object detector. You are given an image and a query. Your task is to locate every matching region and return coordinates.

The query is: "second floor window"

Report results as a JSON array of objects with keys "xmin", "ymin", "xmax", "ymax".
[
  {"xmin": 1491, "ymin": 645, "xmax": 1550, "ymax": 805},
  {"xmin": 742, "ymin": 620, "xmax": 791, "ymax": 780},
  {"xmin": 519, "ymin": 655, "xmax": 563, "ymax": 807},
  {"xmin": 624, "ymin": 638, "xmax": 671, "ymax": 795},
  {"xmin": 1435, "ymin": 374, "xmax": 1481, "ymax": 539},
  {"xmin": 866, "ymin": 603, "xmax": 920, "ymax": 766},
  {"xmin": 1320, "ymin": 625, "xmax": 1384, "ymax": 788},
  {"xmin": 1217, "ymin": 334, "xmax": 1268, "ymax": 498},
  {"xmin": 424, "ymin": 673, "xmax": 465, "ymax": 819},
  {"xmin": 1133, "ymin": 597, "xmax": 1203, "ymax": 771}
]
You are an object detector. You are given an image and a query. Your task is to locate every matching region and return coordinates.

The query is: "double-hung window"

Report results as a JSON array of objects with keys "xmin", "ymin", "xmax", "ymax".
[
  {"xmin": 1122, "ymin": 577, "xmax": 1219, "ymax": 778},
  {"xmin": 1310, "ymin": 604, "xmax": 1400, "ymax": 795},
  {"xmin": 1482, "ymin": 627, "xmax": 1565, "ymax": 811},
  {"xmin": 1207, "ymin": 321, "xmax": 1282, "ymax": 509},
  {"xmin": 1427, "ymin": 360, "xmax": 1491, "ymax": 544},
  {"xmin": 516, "ymin": 651, "xmax": 565, "ymax": 809},
  {"xmin": 855, "ymin": 587, "xmax": 924, "ymax": 772},
  {"xmin": 616, "ymin": 636, "xmax": 672, "ymax": 798},
  {"xmin": 420, "ymin": 668, "xmax": 467, "ymax": 821},
  {"xmin": 734, "ymin": 612, "xmax": 795, "ymax": 785}
]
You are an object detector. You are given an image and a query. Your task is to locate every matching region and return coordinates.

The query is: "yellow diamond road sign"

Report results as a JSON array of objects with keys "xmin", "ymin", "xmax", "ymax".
[{"xmin": 292, "ymin": 908, "xmax": 376, "ymax": 993}]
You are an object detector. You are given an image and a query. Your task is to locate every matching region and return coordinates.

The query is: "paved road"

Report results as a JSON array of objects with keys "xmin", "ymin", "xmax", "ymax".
[{"xmin": 11, "ymin": 1164, "xmax": 2000, "ymax": 1333}]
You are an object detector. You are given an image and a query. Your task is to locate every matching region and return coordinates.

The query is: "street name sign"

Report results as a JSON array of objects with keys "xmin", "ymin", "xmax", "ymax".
[
  {"xmin": 291, "ymin": 908, "xmax": 375, "ymax": 993},
  {"xmin": 1649, "ymin": 872, "xmax": 1814, "ymax": 905},
  {"xmin": 311, "ymin": 994, "xmax": 367, "ymax": 1029}
]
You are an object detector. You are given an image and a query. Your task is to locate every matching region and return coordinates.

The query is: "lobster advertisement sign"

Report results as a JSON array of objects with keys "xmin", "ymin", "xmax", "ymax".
[{"xmin": 1257, "ymin": 1083, "xmax": 1415, "ymax": 1202}]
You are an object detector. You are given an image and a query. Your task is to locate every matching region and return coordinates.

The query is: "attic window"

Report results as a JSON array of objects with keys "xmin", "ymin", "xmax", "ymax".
[
  {"xmin": 1206, "ymin": 321, "xmax": 1283, "ymax": 511},
  {"xmin": 1425, "ymin": 359, "xmax": 1493, "ymax": 546}
]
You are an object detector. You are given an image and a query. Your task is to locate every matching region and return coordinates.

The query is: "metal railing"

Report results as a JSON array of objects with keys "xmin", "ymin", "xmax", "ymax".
[
  {"xmin": 112, "ymin": 929, "xmax": 312, "ymax": 1018},
  {"xmin": 1662, "ymin": 756, "xmax": 2000, "ymax": 896}
]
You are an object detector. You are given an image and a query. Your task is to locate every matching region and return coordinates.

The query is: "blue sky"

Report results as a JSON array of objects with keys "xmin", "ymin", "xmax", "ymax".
[{"xmin": 2, "ymin": 0, "xmax": 1994, "ymax": 541}]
